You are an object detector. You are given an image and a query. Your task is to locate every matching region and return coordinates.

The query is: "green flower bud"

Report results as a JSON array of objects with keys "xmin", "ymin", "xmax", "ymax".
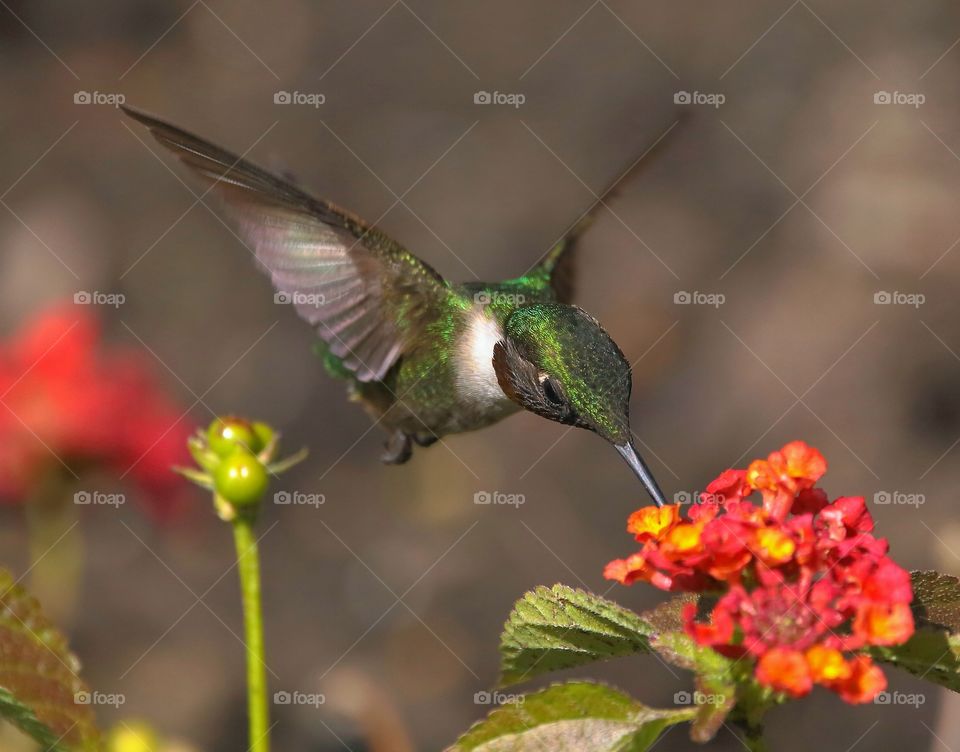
[
  {"xmin": 207, "ymin": 416, "xmax": 261, "ymax": 457},
  {"xmin": 214, "ymin": 447, "xmax": 269, "ymax": 507},
  {"xmin": 252, "ymin": 421, "xmax": 275, "ymax": 453}
]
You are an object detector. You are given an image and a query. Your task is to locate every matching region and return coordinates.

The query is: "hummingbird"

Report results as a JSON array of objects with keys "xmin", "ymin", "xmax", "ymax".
[{"xmin": 123, "ymin": 105, "xmax": 670, "ymax": 507}]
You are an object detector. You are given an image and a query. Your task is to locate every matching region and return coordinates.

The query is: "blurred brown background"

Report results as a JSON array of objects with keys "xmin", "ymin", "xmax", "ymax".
[{"xmin": 1, "ymin": 1, "xmax": 960, "ymax": 750}]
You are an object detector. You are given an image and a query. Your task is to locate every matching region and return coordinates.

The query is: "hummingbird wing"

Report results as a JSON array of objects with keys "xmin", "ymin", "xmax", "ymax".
[
  {"xmin": 534, "ymin": 120, "xmax": 683, "ymax": 304},
  {"xmin": 123, "ymin": 106, "xmax": 450, "ymax": 382}
]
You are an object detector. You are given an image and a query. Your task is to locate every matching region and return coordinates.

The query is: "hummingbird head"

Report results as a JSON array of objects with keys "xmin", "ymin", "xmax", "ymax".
[{"xmin": 492, "ymin": 304, "xmax": 668, "ymax": 506}]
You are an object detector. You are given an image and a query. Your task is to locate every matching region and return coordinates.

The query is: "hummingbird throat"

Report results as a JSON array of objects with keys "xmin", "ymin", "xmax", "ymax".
[{"xmin": 454, "ymin": 307, "xmax": 517, "ymax": 418}]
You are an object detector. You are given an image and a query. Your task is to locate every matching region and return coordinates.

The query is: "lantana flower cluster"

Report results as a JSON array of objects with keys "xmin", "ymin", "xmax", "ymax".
[
  {"xmin": 0, "ymin": 305, "xmax": 191, "ymax": 517},
  {"xmin": 605, "ymin": 441, "xmax": 915, "ymax": 703}
]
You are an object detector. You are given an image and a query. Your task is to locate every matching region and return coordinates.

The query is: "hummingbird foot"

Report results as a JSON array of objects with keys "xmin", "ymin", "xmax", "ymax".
[
  {"xmin": 381, "ymin": 430, "xmax": 412, "ymax": 464},
  {"xmin": 412, "ymin": 432, "xmax": 439, "ymax": 447}
]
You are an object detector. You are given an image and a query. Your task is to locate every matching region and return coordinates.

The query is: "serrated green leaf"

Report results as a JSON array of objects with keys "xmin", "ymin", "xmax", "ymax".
[
  {"xmin": 0, "ymin": 568, "xmax": 99, "ymax": 750},
  {"xmin": 499, "ymin": 586, "xmax": 657, "ymax": 687},
  {"xmin": 497, "ymin": 586, "xmax": 739, "ymax": 739},
  {"xmin": 911, "ymin": 570, "xmax": 960, "ymax": 630},
  {"xmin": 448, "ymin": 681, "xmax": 693, "ymax": 752}
]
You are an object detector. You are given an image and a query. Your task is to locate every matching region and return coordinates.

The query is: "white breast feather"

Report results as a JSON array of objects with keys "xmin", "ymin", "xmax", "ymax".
[{"xmin": 456, "ymin": 307, "xmax": 514, "ymax": 411}]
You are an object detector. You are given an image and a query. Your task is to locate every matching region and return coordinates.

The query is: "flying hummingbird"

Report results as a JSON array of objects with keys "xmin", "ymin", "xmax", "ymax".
[{"xmin": 123, "ymin": 106, "xmax": 670, "ymax": 507}]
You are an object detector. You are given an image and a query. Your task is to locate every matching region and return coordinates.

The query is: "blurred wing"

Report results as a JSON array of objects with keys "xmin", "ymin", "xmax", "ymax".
[
  {"xmin": 535, "ymin": 119, "xmax": 684, "ymax": 304},
  {"xmin": 123, "ymin": 105, "xmax": 450, "ymax": 382}
]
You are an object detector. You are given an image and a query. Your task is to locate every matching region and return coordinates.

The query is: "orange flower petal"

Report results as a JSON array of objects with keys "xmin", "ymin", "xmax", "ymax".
[
  {"xmin": 780, "ymin": 440, "xmax": 827, "ymax": 485},
  {"xmin": 756, "ymin": 648, "xmax": 813, "ymax": 698},
  {"xmin": 854, "ymin": 602, "xmax": 915, "ymax": 646},
  {"xmin": 665, "ymin": 523, "xmax": 704, "ymax": 554},
  {"xmin": 626, "ymin": 504, "xmax": 680, "ymax": 542},
  {"xmin": 706, "ymin": 550, "xmax": 754, "ymax": 582},
  {"xmin": 753, "ymin": 526, "xmax": 797, "ymax": 565},
  {"xmin": 745, "ymin": 459, "xmax": 777, "ymax": 492},
  {"xmin": 805, "ymin": 645, "xmax": 851, "ymax": 684},
  {"xmin": 603, "ymin": 553, "xmax": 652, "ymax": 585},
  {"xmin": 832, "ymin": 656, "xmax": 886, "ymax": 704}
]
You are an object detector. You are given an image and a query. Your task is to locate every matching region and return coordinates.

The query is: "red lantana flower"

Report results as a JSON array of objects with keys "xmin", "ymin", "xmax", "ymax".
[
  {"xmin": 0, "ymin": 304, "xmax": 193, "ymax": 517},
  {"xmin": 605, "ymin": 440, "xmax": 914, "ymax": 704}
]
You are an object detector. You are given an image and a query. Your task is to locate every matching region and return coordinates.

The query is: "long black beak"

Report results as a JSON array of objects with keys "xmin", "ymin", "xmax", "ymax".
[{"xmin": 615, "ymin": 443, "xmax": 669, "ymax": 507}]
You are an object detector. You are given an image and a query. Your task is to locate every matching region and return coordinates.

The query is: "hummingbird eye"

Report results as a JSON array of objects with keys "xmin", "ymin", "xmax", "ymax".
[{"xmin": 541, "ymin": 376, "xmax": 564, "ymax": 406}]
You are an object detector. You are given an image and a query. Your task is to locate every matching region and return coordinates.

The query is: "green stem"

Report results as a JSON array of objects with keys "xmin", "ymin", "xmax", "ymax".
[
  {"xmin": 232, "ymin": 510, "xmax": 270, "ymax": 752},
  {"xmin": 25, "ymin": 474, "xmax": 82, "ymax": 626},
  {"xmin": 734, "ymin": 719, "xmax": 769, "ymax": 752}
]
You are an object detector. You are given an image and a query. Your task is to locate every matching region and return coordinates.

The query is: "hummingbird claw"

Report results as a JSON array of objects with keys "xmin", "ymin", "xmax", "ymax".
[{"xmin": 381, "ymin": 431, "xmax": 412, "ymax": 464}]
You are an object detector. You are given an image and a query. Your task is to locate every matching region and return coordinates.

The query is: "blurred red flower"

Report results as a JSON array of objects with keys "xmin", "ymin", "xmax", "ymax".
[
  {"xmin": 0, "ymin": 304, "xmax": 193, "ymax": 517},
  {"xmin": 605, "ymin": 440, "xmax": 914, "ymax": 704}
]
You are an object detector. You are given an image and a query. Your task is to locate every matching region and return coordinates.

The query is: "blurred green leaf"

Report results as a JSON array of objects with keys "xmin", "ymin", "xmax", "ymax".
[
  {"xmin": 0, "ymin": 568, "xmax": 99, "ymax": 750},
  {"xmin": 448, "ymin": 681, "xmax": 693, "ymax": 752},
  {"xmin": 499, "ymin": 586, "xmax": 656, "ymax": 687}
]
